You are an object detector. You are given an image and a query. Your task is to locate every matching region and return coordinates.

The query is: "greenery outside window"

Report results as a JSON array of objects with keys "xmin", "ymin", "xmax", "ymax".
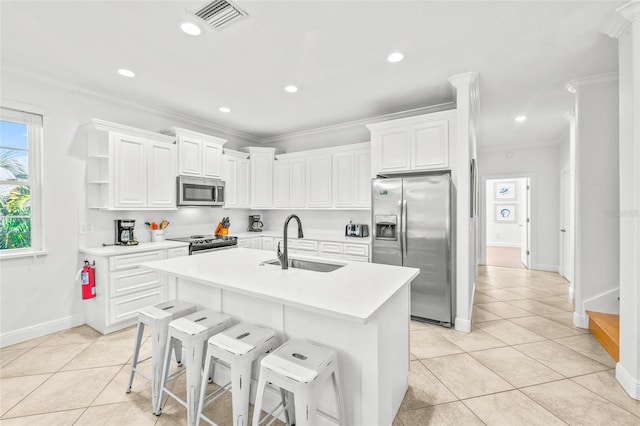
[{"xmin": 0, "ymin": 105, "xmax": 44, "ymax": 257}]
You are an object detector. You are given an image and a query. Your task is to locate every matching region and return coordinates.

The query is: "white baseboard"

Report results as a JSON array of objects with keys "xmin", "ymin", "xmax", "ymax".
[
  {"xmin": 583, "ymin": 287, "xmax": 620, "ymax": 315},
  {"xmin": 568, "ymin": 285, "xmax": 575, "ymax": 301},
  {"xmin": 0, "ymin": 314, "xmax": 85, "ymax": 348},
  {"xmin": 486, "ymin": 242, "xmax": 520, "ymax": 248},
  {"xmin": 616, "ymin": 363, "xmax": 640, "ymax": 400},
  {"xmin": 455, "ymin": 317, "xmax": 471, "ymax": 333},
  {"xmin": 573, "ymin": 311, "xmax": 589, "ymax": 329},
  {"xmin": 533, "ymin": 264, "xmax": 559, "ymax": 273}
]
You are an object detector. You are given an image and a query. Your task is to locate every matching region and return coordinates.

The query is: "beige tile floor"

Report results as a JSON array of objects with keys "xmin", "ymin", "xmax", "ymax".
[{"xmin": 1, "ymin": 266, "xmax": 639, "ymax": 425}]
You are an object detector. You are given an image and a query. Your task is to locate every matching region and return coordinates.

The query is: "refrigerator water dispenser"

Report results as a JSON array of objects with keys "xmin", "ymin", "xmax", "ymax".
[{"xmin": 374, "ymin": 215, "xmax": 398, "ymax": 240}]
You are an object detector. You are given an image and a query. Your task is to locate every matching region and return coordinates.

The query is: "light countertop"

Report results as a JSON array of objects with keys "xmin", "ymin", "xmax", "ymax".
[
  {"xmin": 233, "ymin": 231, "xmax": 371, "ymax": 244},
  {"xmin": 79, "ymin": 240, "xmax": 189, "ymax": 256},
  {"xmin": 141, "ymin": 248, "xmax": 417, "ymax": 324}
]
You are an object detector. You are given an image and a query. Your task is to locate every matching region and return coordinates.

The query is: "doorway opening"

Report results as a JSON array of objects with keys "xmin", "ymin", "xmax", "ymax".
[{"xmin": 484, "ymin": 177, "xmax": 531, "ymax": 269}]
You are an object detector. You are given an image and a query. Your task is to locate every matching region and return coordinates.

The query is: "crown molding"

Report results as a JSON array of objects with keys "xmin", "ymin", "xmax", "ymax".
[
  {"xmin": 602, "ymin": 0, "xmax": 640, "ymax": 39},
  {"xmin": 2, "ymin": 61, "xmax": 262, "ymax": 144},
  {"xmin": 259, "ymin": 102, "xmax": 456, "ymax": 145},
  {"xmin": 448, "ymin": 71, "xmax": 479, "ymax": 88},
  {"xmin": 566, "ymin": 72, "xmax": 619, "ymax": 93}
]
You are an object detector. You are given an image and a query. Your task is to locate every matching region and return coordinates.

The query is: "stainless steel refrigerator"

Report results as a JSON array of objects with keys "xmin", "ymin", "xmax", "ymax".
[{"xmin": 372, "ymin": 173, "xmax": 455, "ymax": 326}]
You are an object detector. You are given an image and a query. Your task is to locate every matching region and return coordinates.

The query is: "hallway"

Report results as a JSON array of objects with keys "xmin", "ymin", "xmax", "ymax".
[{"xmin": 399, "ymin": 265, "xmax": 639, "ymax": 425}]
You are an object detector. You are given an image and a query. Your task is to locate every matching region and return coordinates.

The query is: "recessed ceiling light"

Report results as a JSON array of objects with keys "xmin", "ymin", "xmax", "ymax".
[
  {"xmin": 515, "ymin": 115, "xmax": 527, "ymax": 122},
  {"xmin": 284, "ymin": 85, "xmax": 298, "ymax": 93},
  {"xmin": 180, "ymin": 21, "xmax": 202, "ymax": 36},
  {"xmin": 219, "ymin": 106, "xmax": 231, "ymax": 113},
  {"xmin": 387, "ymin": 52, "xmax": 404, "ymax": 63},
  {"xmin": 117, "ymin": 69, "xmax": 135, "ymax": 78}
]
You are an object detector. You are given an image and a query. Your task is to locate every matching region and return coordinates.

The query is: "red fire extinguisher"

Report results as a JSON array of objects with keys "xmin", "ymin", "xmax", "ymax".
[{"xmin": 79, "ymin": 260, "xmax": 96, "ymax": 300}]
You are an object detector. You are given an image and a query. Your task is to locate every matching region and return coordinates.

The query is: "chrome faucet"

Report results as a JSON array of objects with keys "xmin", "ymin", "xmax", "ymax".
[{"xmin": 277, "ymin": 214, "xmax": 304, "ymax": 269}]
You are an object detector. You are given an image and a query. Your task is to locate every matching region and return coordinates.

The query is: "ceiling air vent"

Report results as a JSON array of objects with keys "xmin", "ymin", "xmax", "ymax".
[{"xmin": 194, "ymin": 0, "xmax": 248, "ymax": 31}]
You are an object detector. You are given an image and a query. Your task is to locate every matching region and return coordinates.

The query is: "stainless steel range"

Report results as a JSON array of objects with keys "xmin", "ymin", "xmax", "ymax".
[{"xmin": 167, "ymin": 235, "xmax": 238, "ymax": 255}]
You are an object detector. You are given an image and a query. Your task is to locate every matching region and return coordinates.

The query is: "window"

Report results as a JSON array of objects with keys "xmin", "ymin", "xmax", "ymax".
[{"xmin": 0, "ymin": 105, "xmax": 44, "ymax": 257}]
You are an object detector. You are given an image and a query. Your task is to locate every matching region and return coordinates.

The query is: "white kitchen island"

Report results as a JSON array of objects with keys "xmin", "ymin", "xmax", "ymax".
[{"xmin": 141, "ymin": 248, "xmax": 419, "ymax": 426}]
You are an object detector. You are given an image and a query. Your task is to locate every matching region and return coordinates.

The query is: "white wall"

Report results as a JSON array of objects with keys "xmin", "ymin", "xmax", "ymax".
[
  {"xmin": 258, "ymin": 210, "xmax": 370, "ymax": 236},
  {"xmin": 0, "ymin": 70, "xmax": 256, "ymax": 344},
  {"xmin": 485, "ymin": 178, "xmax": 526, "ymax": 247},
  {"xmin": 568, "ymin": 74, "xmax": 620, "ymax": 326},
  {"xmin": 603, "ymin": 0, "xmax": 640, "ymax": 400},
  {"xmin": 478, "ymin": 145, "xmax": 560, "ymax": 272}
]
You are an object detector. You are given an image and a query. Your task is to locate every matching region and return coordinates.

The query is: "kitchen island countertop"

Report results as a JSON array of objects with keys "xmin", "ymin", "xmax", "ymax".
[{"xmin": 141, "ymin": 247, "xmax": 418, "ymax": 324}]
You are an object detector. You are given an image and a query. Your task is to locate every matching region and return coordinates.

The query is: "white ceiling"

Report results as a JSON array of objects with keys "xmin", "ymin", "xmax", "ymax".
[{"xmin": 1, "ymin": 1, "xmax": 622, "ymax": 148}]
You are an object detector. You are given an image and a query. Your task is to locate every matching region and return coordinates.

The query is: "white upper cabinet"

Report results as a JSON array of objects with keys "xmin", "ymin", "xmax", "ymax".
[
  {"xmin": 113, "ymin": 134, "xmax": 147, "ymax": 209},
  {"xmin": 377, "ymin": 128, "xmax": 411, "ymax": 173},
  {"xmin": 289, "ymin": 157, "xmax": 306, "ymax": 208},
  {"xmin": 332, "ymin": 151, "xmax": 355, "ymax": 208},
  {"xmin": 273, "ymin": 158, "xmax": 291, "ymax": 208},
  {"xmin": 367, "ymin": 109, "xmax": 455, "ymax": 175},
  {"xmin": 84, "ymin": 119, "xmax": 177, "ymax": 210},
  {"xmin": 306, "ymin": 153, "xmax": 332, "ymax": 208},
  {"xmin": 273, "ymin": 154, "xmax": 306, "ymax": 209},
  {"xmin": 163, "ymin": 127, "xmax": 226, "ymax": 179},
  {"xmin": 249, "ymin": 147, "xmax": 275, "ymax": 209},
  {"xmin": 178, "ymin": 136, "xmax": 202, "ymax": 176},
  {"xmin": 332, "ymin": 144, "xmax": 371, "ymax": 209},
  {"xmin": 147, "ymin": 140, "xmax": 177, "ymax": 208},
  {"xmin": 202, "ymin": 142, "xmax": 223, "ymax": 178},
  {"xmin": 411, "ymin": 120, "xmax": 449, "ymax": 170},
  {"xmin": 222, "ymin": 149, "xmax": 250, "ymax": 210},
  {"xmin": 238, "ymin": 159, "xmax": 250, "ymax": 208}
]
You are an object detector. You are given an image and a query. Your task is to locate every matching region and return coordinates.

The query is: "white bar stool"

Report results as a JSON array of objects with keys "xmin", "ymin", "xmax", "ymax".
[
  {"xmin": 252, "ymin": 339, "xmax": 345, "ymax": 426},
  {"xmin": 196, "ymin": 322, "xmax": 280, "ymax": 426},
  {"xmin": 158, "ymin": 309, "xmax": 232, "ymax": 426},
  {"xmin": 126, "ymin": 299, "xmax": 197, "ymax": 414}
]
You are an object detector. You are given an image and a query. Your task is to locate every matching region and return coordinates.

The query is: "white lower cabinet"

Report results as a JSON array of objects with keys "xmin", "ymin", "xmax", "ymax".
[
  {"xmin": 237, "ymin": 236, "xmax": 263, "ymax": 249},
  {"xmin": 80, "ymin": 244, "xmax": 189, "ymax": 334},
  {"xmin": 262, "ymin": 237, "xmax": 274, "ymax": 252}
]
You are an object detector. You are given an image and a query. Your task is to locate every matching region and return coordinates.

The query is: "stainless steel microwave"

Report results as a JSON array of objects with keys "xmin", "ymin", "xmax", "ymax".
[{"xmin": 177, "ymin": 176, "xmax": 225, "ymax": 207}]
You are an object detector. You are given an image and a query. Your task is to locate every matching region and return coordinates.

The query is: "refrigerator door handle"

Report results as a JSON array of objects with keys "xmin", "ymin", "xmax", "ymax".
[{"xmin": 402, "ymin": 199, "xmax": 408, "ymax": 256}]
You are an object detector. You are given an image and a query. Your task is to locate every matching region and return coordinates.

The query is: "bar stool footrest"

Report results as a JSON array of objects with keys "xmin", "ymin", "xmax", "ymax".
[{"xmin": 202, "ymin": 381, "xmax": 231, "ymax": 407}]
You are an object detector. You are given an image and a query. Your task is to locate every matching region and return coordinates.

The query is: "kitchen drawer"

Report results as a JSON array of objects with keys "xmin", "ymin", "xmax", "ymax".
[
  {"xmin": 167, "ymin": 247, "xmax": 189, "ymax": 258},
  {"xmin": 262, "ymin": 237, "xmax": 274, "ymax": 251},
  {"xmin": 344, "ymin": 243, "xmax": 369, "ymax": 257},
  {"xmin": 109, "ymin": 267, "xmax": 165, "ymax": 298},
  {"xmin": 109, "ymin": 250, "xmax": 166, "ymax": 271},
  {"xmin": 296, "ymin": 240, "xmax": 318, "ymax": 253},
  {"xmin": 274, "ymin": 239, "xmax": 297, "ymax": 251},
  {"xmin": 319, "ymin": 241, "xmax": 343, "ymax": 255},
  {"xmin": 343, "ymin": 255, "xmax": 369, "ymax": 262},
  {"xmin": 237, "ymin": 238, "xmax": 251, "ymax": 248},
  {"xmin": 108, "ymin": 286, "xmax": 166, "ymax": 325}
]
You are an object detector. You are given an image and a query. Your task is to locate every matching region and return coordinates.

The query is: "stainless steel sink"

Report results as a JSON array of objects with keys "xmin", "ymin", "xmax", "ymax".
[{"xmin": 261, "ymin": 258, "xmax": 346, "ymax": 272}]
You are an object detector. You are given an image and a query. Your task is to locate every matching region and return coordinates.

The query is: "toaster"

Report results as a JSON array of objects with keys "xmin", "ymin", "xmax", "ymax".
[{"xmin": 345, "ymin": 223, "xmax": 369, "ymax": 238}]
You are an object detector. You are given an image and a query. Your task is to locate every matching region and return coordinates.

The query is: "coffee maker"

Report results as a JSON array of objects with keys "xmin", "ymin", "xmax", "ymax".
[
  {"xmin": 115, "ymin": 219, "xmax": 138, "ymax": 245},
  {"xmin": 248, "ymin": 215, "xmax": 263, "ymax": 232}
]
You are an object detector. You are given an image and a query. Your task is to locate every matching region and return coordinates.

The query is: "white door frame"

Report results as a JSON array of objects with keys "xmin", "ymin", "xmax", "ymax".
[
  {"xmin": 478, "ymin": 172, "xmax": 536, "ymax": 268},
  {"xmin": 559, "ymin": 167, "xmax": 574, "ymax": 295}
]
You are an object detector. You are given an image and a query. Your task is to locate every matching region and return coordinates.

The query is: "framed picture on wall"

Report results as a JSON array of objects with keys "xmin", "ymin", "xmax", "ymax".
[
  {"xmin": 495, "ymin": 204, "xmax": 517, "ymax": 222},
  {"xmin": 495, "ymin": 181, "xmax": 517, "ymax": 200}
]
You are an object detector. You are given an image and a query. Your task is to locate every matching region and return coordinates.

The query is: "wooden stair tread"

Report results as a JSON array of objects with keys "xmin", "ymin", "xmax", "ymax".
[{"xmin": 586, "ymin": 310, "xmax": 619, "ymax": 362}]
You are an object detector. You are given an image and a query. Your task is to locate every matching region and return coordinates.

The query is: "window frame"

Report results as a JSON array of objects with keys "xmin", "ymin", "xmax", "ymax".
[{"xmin": 0, "ymin": 100, "xmax": 46, "ymax": 259}]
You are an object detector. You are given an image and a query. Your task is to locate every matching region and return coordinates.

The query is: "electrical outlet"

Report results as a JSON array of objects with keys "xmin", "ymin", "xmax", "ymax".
[{"xmin": 80, "ymin": 223, "xmax": 94, "ymax": 234}]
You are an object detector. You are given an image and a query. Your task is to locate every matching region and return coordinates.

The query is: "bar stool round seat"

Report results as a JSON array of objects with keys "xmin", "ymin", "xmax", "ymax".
[
  {"xmin": 158, "ymin": 309, "xmax": 232, "ymax": 426},
  {"xmin": 126, "ymin": 299, "xmax": 197, "ymax": 414},
  {"xmin": 196, "ymin": 322, "xmax": 280, "ymax": 426},
  {"xmin": 252, "ymin": 339, "xmax": 345, "ymax": 426}
]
